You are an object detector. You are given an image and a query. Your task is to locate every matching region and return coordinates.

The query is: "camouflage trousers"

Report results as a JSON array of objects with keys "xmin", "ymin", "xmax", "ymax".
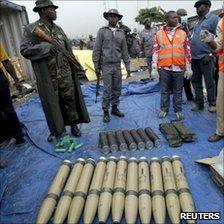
[
  {"xmin": 51, "ymin": 74, "xmax": 78, "ymax": 124},
  {"xmin": 102, "ymin": 63, "xmax": 122, "ymax": 110},
  {"xmin": 146, "ymin": 56, "xmax": 152, "ymax": 74}
]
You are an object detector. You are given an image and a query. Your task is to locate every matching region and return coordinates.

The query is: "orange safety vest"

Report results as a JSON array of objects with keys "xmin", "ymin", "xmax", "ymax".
[
  {"xmin": 156, "ymin": 27, "xmax": 187, "ymax": 67},
  {"xmin": 217, "ymin": 18, "xmax": 224, "ymax": 72}
]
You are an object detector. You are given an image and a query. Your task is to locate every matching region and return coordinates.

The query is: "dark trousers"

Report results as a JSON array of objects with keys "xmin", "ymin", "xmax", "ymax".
[
  {"xmin": 214, "ymin": 56, "xmax": 219, "ymax": 97},
  {"xmin": 184, "ymin": 78, "xmax": 193, "ymax": 100},
  {"xmin": 0, "ymin": 72, "xmax": 23, "ymax": 142},
  {"xmin": 191, "ymin": 59, "xmax": 216, "ymax": 106},
  {"xmin": 159, "ymin": 68, "xmax": 184, "ymax": 113}
]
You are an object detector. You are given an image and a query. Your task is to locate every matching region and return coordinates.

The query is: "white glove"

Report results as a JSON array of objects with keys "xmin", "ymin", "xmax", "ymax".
[
  {"xmin": 200, "ymin": 30, "xmax": 215, "ymax": 43},
  {"xmin": 184, "ymin": 63, "xmax": 193, "ymax": 80},
  {"xmin": 151, "ymin": 64, "xmax": 159, "ymax": 79}
]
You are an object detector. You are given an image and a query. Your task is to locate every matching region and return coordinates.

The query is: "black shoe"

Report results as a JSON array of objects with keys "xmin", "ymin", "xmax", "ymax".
[
  {"xmin": 0, "ymin": 160, "xmax": 7, "ymax": 169},
  {"xmin": 111, "ymin": 106, "xmax": 125, "ymax": 117},
  {"xmin": 208, "ymin": 134, "xmax": 224, "ymax": 142},
  {"xmin": 71, "ymin": 124, "xmax": 81, "ymax": 137},
  {"xmin": 15, "ymin": 137, "xmax": 26, "ymax": 147},
  {"xmin": 0, "ymin": 137, "xmax": 11, "ymax": 147},
  {"xmin": 47, "ymin": 134, "xmax": 56, "ymax": 143},
  {"xmin": 103, "ymin": 110, "xmax": 110, "ymax": 123},
  {"xmin": 187, "ymin": 97, "xmax": 193, "ymax": 101},
  {"xmin": 208, "ymin": 105, "xmax": 216, "ymax": 113},
  {"xmin": 47, "ymin": 133, "xmax": 66, "ymax": 144},
  {"xmin": 191, "ymin": 104, "xmax": 204, "ymax": 111}
]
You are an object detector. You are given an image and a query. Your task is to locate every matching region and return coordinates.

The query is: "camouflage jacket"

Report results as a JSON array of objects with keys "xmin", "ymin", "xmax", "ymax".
[
  {"xmin": 20, "ymin": 19, "xmax": 72, "ymax": 79},
  {"xmin": 139, "ymin": 27, "xmax": 156, "ymax": 57},
  {"xmin": 20, "ymin": 19, "xmax": 90, "ymax": 134}
]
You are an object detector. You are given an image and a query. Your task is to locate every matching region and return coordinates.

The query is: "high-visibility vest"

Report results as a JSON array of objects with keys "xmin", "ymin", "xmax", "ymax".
[
  {"xmin": 156, "ymin": 27, "xmax": 187, "ymax": 67},
  {"xmin": 217, "ymin": 18, "xmax": 224, "ymax": 72}
]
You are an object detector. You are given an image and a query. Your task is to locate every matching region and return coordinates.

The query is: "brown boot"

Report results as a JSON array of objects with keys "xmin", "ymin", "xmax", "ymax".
[{"xmin": 208, "ymin": 134, "xmax": 224, "ymax": 142}]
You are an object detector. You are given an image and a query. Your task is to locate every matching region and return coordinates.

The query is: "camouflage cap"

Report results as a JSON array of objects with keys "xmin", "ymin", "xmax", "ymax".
[
  {"xmin": 103, "ymin": 9, "xmax": 123, "ymax": 20},
  {"xmin": 33, "ymin": 0, "xmax": 58, "ymax": 12}
]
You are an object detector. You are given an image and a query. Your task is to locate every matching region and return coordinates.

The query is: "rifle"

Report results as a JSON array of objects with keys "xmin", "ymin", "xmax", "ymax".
[
  {"xmin": 32, "ymin": 26, "xmax": 83, "ymax": 71},
  {"xmin": 95, "ymin": 73, "xmax": 100, "ymax": 103}
]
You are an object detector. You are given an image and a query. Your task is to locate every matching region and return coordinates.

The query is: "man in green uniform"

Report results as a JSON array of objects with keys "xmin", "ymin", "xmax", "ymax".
[{"xmin": 20, "ymin": 0, "xmax": 90, "ymax": 141}]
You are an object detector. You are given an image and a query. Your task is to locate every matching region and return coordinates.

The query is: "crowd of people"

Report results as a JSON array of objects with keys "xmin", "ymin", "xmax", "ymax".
[
  {"xmin": 92, "ymin": 0, "xmax": 223, "ymax": 143},
  {"xmin": 0, "ymin": 0, "xmax": 223, "ymax": 169}
]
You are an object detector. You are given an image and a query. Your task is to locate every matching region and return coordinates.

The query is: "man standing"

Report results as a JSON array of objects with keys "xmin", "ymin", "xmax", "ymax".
[
  {"xmin": 129, "ymin": 29, "xmax": 141, "ymax": 58},
  {"xmin": 177, "ymin": 8, "xmax": 194, "ymax": 101},
  {"xmin": 118, "ymin": 21, "xmax": 132, "ymax": 56},
  {"xmin": 139, "ymin": 18, "xmax": 156, "ymax": 76},
  {"xmin": 86, "ymin": 35, "xmax": 95, "ymax": 50},
  {"xmin": 20, "ymin": 0, "xmax": 90, "ymax": 141},
  {"xmin": 152, "ymin": 11, "xmax": 192, "ymax": 120},
  {"xmin": 93, "ymin": 9, "xmax": 130, "ymax": 123},
  {"xmin": 118, "ymin": 21, "xmax": 131, "ymax": 35},
  {"xmin": 201, "ymin": 12, "xmax": 224, "ymax": 142},
  {"xmin": 190, "ymin": 0, "xmax": 219, "ymax": 112},
  {"xmin": 0, "ymin": 43, "xmax": 25, "ymax": 168}
]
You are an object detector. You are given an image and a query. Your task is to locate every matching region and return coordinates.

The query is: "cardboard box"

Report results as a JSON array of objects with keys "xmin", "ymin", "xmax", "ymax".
[
  {"xmin": 210, "ymin": 164, "xmax": 224, "ymax": 193},
  {"xmin": 196, "ymin": 156, "xmax": 224, "ymax": 194}
]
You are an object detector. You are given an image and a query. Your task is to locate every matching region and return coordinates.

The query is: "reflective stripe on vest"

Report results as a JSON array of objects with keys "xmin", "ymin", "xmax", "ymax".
[
  {"xmin": 156, "ymin": 28, "xmax": 186, "ymax": 67},
  {"xmin": 217, "ymin": 18, "xmax": 224, "ymax": 72},
  {"xmin": 219, "ymin": 55, "xmax": 224, "ymax": 72}
]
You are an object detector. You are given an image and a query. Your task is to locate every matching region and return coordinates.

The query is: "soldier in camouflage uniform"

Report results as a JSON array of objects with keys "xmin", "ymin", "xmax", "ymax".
[
  {"xmin": 20, "ymin": 0, "xmax": 90, "ymax": 141},
  {"xmin": 86, "ymin": 35, "xmax": 95, "ymax": 50},
  {"xmin": 129, "ymin": 29, "xmax": 141, "ymax": 58},
  {"xmin": 139, "ymin": 18, "xmax": 157, "ymax": 76},
  {"xmin": 93, "ymin": 9, "xmax": 130, "ymax": 123}
]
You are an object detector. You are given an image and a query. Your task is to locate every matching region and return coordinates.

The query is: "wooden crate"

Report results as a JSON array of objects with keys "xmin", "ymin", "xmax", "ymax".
[
  {"xmin": 130, "ymin": 58, "xmax": 147, "ymax": 68},
  {"xmin": 3, "ymin": 57, "xmax": 25, "ymax": 84}
]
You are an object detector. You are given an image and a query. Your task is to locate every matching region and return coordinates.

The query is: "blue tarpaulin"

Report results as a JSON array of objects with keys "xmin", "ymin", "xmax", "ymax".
[{"xmin": 0, "ymin": 81, "xmax": 223, "ymax": 224}]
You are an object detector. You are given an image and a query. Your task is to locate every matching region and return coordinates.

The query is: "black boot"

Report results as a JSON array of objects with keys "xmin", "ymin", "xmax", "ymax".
[
  {"xmin": 103, "ymin": 110, "xmax": 110, "ymax": 123},
  {"xmin": 15, "ymin": 136, "xmax": 26, "ymax": 147},
  {"xmin": 71, "ymin": 124, "xmax": 81, "ymax": 137},
  {"xmin": 47, "ymin": 134, "xmax": 56, "ymax": 142},
  {"xmin": 111, "ymin": 106, "xmax": 124, "ymax": 117},
  {"xmin": 191, "ymin": 104, "xmax": 204, "ymax": 111}
]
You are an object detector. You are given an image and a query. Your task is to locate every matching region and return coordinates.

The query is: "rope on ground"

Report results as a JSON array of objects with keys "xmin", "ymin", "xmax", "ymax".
[{"xmin": 21, "ymin": 123, "xmax": 64, "ymax": 161}]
